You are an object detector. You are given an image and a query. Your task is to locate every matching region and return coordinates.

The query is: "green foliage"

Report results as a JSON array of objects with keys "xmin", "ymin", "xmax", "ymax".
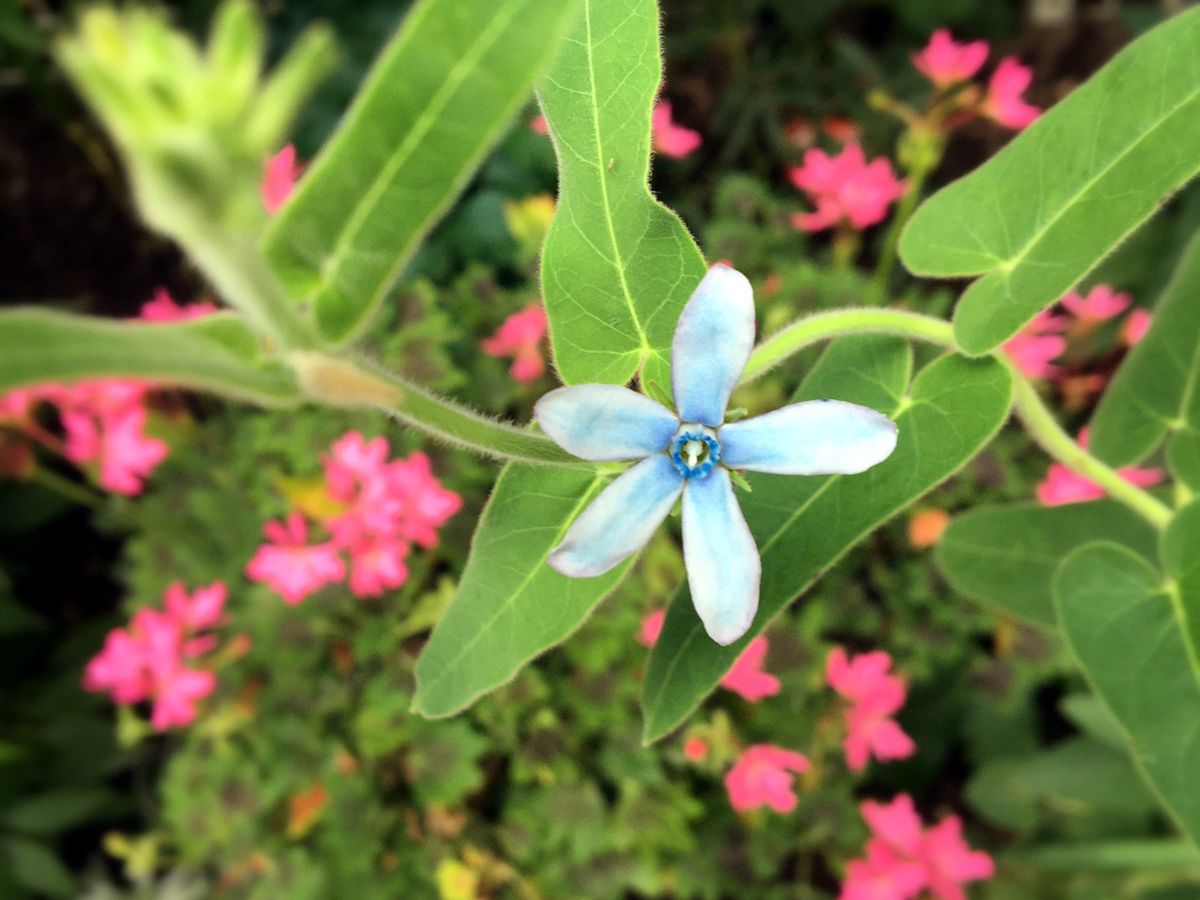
[
  {"xmin": 1091, "ymin": 231, "xmax": 1200, "ymax": 466},
  {"xmin": 413, "ymin": 464, "xmax": 632, "ymax": 717},
  {"xmin": 537, "ymin": 0, "xmax": 707, "ymax": 397},
  {"xmin": 1055, "ymin": 539, "xmax": 1200, "ymax": 843},
  {"xmin": 642, "ymin": 337, "xmax": 1014, "ymax": 742},
  {"xmin": 936, "ymin": 501, "xmax": 1158, "ymax": 627},
  {"xmin": 0, "ymin": 309, "xmax": 300, "ymax": 406},
  {"xmin": 263, "ymin": 0, "xmax": 582, "ymax": 344},
  {"xmin": 900, "ymin": 7, "xmax": 1200, "ymax": 355}
]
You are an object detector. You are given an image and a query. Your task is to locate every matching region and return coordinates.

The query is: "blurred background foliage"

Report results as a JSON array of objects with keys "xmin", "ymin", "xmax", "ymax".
[{"xmin": 3, "ymin": 0, "xmax": 1200, "ymax": 897}]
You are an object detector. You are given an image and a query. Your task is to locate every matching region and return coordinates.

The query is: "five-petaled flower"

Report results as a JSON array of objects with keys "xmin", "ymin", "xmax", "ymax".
[
  {"xmin": 789, "ymin": 144, "xmax": 907, "ymax": 233},
  {"xmin": 535, "ymin": 265, "xmax": 898, "ymax": 644}
]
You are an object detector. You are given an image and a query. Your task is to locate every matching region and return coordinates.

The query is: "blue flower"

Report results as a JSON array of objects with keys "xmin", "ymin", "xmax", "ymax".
[{"xmin": 535, "ymin": 265, "xmax": 898, "ymax": 645}]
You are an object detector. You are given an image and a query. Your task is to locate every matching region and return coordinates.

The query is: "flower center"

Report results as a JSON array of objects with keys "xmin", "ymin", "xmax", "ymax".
[{"xmin": 670, "ymin": 426, "xmax": 720, "ymax": 479}]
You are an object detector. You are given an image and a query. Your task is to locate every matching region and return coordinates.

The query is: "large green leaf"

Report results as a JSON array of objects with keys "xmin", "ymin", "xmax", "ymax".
[
  {"xmin": 0, "ymin": 308, "xmax": 299, "ymax": 406},
  {"xmin": 1090, "ymin": 231, "xmax": 1200, "ymax": 466},
  {"xmin": 899, "ymin": 7, "xmax": 1200, "ymax": 355},
  {"xmin": 262, "ymin": 0, "xmax": 583, "ymax": 343},
  {"xmin": 537, "ymin": 0, "xmax": 706, "ymax": 394},
  {"xmin": 641, "ymin": 337, "xmax": 1014, "ymax": 742},
  {"xmin": 936, "ymin": 500, "xmax": 1158, "ymax": 628},
  {"xmin": 412, "ymin": 462, "xmax": 632, "ymax": 717},
  {"xmin": 1055, "ymin": 538, "xmax": 1200, "ymax": 843}
]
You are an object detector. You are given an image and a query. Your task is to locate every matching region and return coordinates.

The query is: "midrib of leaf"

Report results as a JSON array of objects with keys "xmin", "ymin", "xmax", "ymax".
[
  {"xmin": 989, "ymin": 79, "xmax": 1200, "ymax": 278},
  {"xmin": 581, "ymin": 0, "xmax": 653, "ymax": 362},
  {"xmin": 415, "ymin": 468, "xmax": 610, "ymax": 709},
  {"xmin": 1166, "ymin": 581, "xmax": 1200, "ymax": 687},
  {"xmin": 302, "ymin": 0, "xmax": 524, "ymax": 304}
]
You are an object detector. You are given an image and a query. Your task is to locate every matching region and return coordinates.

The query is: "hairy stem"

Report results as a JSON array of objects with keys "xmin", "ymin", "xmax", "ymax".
[
  {"xmin": 292, "ymin": 353, "xmax": 585, "ymax": 467},
  {"xmin": 740, "ymin": 306, "xmax": 1173, "ymax": 529}
]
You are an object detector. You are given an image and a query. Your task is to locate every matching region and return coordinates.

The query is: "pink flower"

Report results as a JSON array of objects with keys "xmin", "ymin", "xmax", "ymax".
[
  {"xmin": 920, "ymin": 816, "xmax": 996, "ymax": 900},
  {"xmin": 912, "ymin": 29, "xmax": 989, "ymax": 88},
  {"xmin": 386, "ymin": 451, "xmax": 463, "ymax": 549},
  {"xmin": 246, "ymin": 513, "xmax": 346, "ymax": 604},
  {"xmin": 652, "ymin": 101, "xmax": 702, "ymax": 159},
  {"xmin": 62, "ymin": 405, "xmax": 168, "ymax": 496},
  {"xmin": 861, "ymin": 795, "xmax": 924, "ymax": 857},
  {"xmin": 1002, "ymin": 310, "xmax": 1069, "ymax": 380},
  {"xmin": 719, "ymin": 635, "xmax": 781, "ymax": 702},
  {"xmin": 826, "ymin": 648, "xmax": 916, "ymax": 772},
  {"xmin": 982, "ymin": 57, "xmax": 1041, "ymax": 130},
  {"xmin": 84, "ymin": 629, "xmax": 151, "ymax": 704},
  {"xmin": 163, "ymin": 581, "xmax": 227, "ymax": 631},
  {"xmin": 1123, "ymin": 308, "xmax": 1152, "ymax": 346},
  {"xmin": 789, "ymin": 144, "xmax": 906, "ymax": 232},
  {"xmin": 683, "ymin": 736, "xmax": 709, "ymax": 762},
  {"xmin": 1037, "ymin": 428, "xmax": 1164, "ymax": 506},
  {"xmin": 0, "ymin": 387, "xmax": 52, "ymax": 423},
  {"xmin": 638, "ymin": 609, "xmax": 666, "ymax": 647},
  {"xmin": 148, "ymin": 664, "xmax": 216, "ymax": 730},
  {"xmin": 139, "ymin": 288, "xmax": 217, "ymax": 322},
  {"xmin": 346, "ymin": 533, "xmax": 410, "ymax": 598},
  {"xmin": 530, "ymin": 114, "xmax": 549, "ymax": 135},
  {"xmin": 724, "ymin": 744, "xmax": 810, "ymax": 814},
  {"xmin": 481, "ymin": 304, "xmax": 549, "ymax": 383},
  {"xmin": 261, "ymin": 144, "xmax": 302, "ymax": 214},
  {"xmin": 840, "ymin": 840, "xmax": 927, "ymax": 900},
  {"xmin": 1061, "ymin": 284, "xmax": 1131, "ymax": 324}
]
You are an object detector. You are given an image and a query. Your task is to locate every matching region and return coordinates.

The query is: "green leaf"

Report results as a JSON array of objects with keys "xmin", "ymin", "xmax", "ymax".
[
  {"xmin": 0, "ymin": 789, "xmax": 113, "ymax": 836},
  {"xmin": 262, "ymin": 0, "xmax": 583, "ymax": 343},
  {"xmin": 1168, "ymin": 430, "xmax": 1200, "ymax": 493},
  {"xmin": 0, "ymin": 837, "xmax": 74, "ymax": 898},
  {"xmin": 1161, "ymin": 500, "xmax": 1200, "ymax": 660},
  {"xmin": 899, "ymin": 7, "xmax": 1200, "ymax": 355},
  {"xmin": 936, "ymin": 500, "xmax": 1158, "ymax": 628},
  {"xmin": 1013, "ymin": 840, "xmax": 1200, "ymax": 871},
  {"xmin": 641, "ymin": 337, "xmax": 1014, "ymax": 742},
  {"xmin": 0, "ymin": 308, "xmax": 299, "ymax": 406},
  {"xmin": 537, "ymin": 0, "xmax": 707, "ymax": 392},
  {"xmin": 1090, "ymin": 231, "xmax": 1200, "ymax": 465},
  {"xmin": 1054, "ymin": 539, "xmax": 1200, "ymax": 843},
  {"xmin": 413, "ymin": 462, "xmax": 632, "ymax": 717}
]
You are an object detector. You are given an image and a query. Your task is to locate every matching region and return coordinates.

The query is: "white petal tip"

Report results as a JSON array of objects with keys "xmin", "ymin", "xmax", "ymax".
[{"xmin": 547, "ymin": 545, "xmax": 610, "ymax": 579}]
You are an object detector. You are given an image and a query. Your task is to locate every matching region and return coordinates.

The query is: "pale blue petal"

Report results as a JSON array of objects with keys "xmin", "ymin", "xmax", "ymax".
[
  {"xmin": 672, "ymin": 265, "xmax": 756, "ymax": 427},
  {"xmin": 719, "ymin": 400, "xmax": 898, "ymax": 475},
  {"xmin": 682, "ymin": 469, "xmax": 760, "ymax": 645},
  {"xmin": 548, "ymin": 455, "xmax": 683, "ymax": 577},
  {"xmin": 535, "ymin": 385, "xmax": 679, "ymax": 461}
]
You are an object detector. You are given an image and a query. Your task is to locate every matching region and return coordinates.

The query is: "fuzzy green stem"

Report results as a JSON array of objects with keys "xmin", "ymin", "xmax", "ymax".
[
  {"xmin": 739, "ymin": 306, "xmax": 1173, "ymax": 529},
  {"xmin": 291, "ymin": 353, "xmax": 585, "ymax": 467},
  {"xmin": 31, "ymin": 467, "xmax": 105, "ymax": 510}
]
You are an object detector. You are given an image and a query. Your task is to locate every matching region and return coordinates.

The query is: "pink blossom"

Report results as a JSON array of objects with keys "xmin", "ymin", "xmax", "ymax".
[
  {"xmin": 1123, "ymin": 309, "xmax": 1152, "ymax": 346},
  {"xmin": 652, "ymin": 101, "xmax": 702, "ymax": 159},
  {"xmin": 163, "ymin": 581, "xmax": 227, "ymax": 631},
  {"xmin": 912, "ymin": 29, "xmax": 989, "ymax": 88},
  {"xmin": 1061, "ymin": 284, "xmax": 1131, "ymax": 324},
  {"xmin": 1037, "ymin": 428, "xmax": 1164, "ymax": 507},
  {"xmin": 0, "ymin": 387, "xmax": 51, "ymax": 423},
  {"xmin": 530, "ymin": 114, "xmax": 549, "ymax": 135},
  {"xmin": 789, "ymin": 144, "xmax": 906, "ymax": 232},
  {"xmin": 346, "ymin": 533, "xmax": 410, "ymax": 598},
  {"xmin": 1002, "ymin": 310, "xmax": 1069, "ymax": 380},
  {"xmin": 982, "ymin": 57, "xmax": 1041, "ymax": 130},
  {"xmin": 920, "ymin": 816, "xmax": 996, "ymax": 900},
  {"xmin": 683, "ymin": 736, "xmax": 708, "ymax": 762},
  {"xmin": 62, "ymin": 405, "xmax": 168, "ymax": 496},
  {"xmin": 840, "ymin": 840, "xmax": 927, "ymax": 900},
  {"xmin": 386, "ymin": 451, "xmax": 463, "ymax": 549},
  {"xmin": 246, "ymin": 513, "xmax": 346, "ymax": 604},
  {"xmin": 261, "ymin": 144, "xmax": 302, "ymax": 214},
  {"xmin": 638, "ymin": 609, "xmax": 666, "ymax": 647},
  {"xmin": 724, "ymin": 744, "xmax": 810, "ymax": 814},
  {"xmin": 481, "ymin": 303, "xmax": 549, "ymax": 383},
  {"xmin": 139, "ymin": 288, "xmax": 218, "ymax": 322},
  {"xmin": 84, "ymin": 629, "xmax": 151, "ymax": 704},
  {"xmin": 148, "ymin": 666, "xmax": 216, "ymax": 730},
  {"xmin": 826, "ymin": 648, "xmax": 915, "ymax": 772},
  {"xmin": 847, "ymin": 794, "xmax": 995, "ymax": 900},
  {"xmin": 719, "ymin": 635, "xmax": 781, "ymax": 702}
]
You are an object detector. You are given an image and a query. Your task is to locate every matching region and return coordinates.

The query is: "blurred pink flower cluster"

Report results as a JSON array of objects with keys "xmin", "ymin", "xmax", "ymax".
[
  {"xmin": 481, "ymin": 303, "xmax": 549, "ymax": 383},
  {"xmin": 83, "ymin": 582, "xmax": 233, "ymax": 730},
  {"xmin": 0, "ymin": 290, "xmax": 218, "ymax": 493},
  {"xmin": 789, "ymin": 144, "xmax": 907, "ymax": 233},
  {"xmin": 639, "ymin": 609, "xmax": 781, "ymax": 702},
  {"xmin": 247, "ymin": 431, "xmax": 462, "ymax": 603},
  {"xmin": 1038, "ymin": 427, "xmax": 1162, "ymax": 507},
  {"xmin": 725, "ymin": 745, "xmax": 810, "ymax": 814},
  {"xmin": 913, "ymin": 29, "xmax": 1041, "ymax": 130},
  {"xmin": 843, "ymin": 794, "xmax": 994, "ymax": 900},
  {"xmin": 531, "ymin": 100, "xmax": 701, "ymax": 160},
  {"xmin": 827, "ymin": 647, "xmax": 916, "ymax": 772}
]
